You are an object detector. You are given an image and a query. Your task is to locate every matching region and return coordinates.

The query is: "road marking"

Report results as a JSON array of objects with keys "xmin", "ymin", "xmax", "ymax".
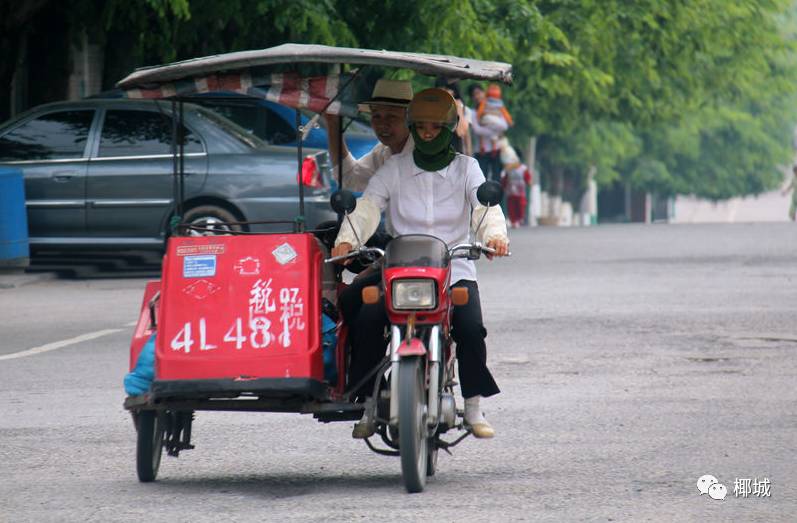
[{"xmin": 0, "ymin": 328, "xmax": 124, "ymax": 361}]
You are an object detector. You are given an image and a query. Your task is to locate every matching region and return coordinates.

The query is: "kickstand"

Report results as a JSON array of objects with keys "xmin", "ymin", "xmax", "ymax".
[{"xmin": 437, "ymin": 429, "xmax": 472, "ymax": 455}]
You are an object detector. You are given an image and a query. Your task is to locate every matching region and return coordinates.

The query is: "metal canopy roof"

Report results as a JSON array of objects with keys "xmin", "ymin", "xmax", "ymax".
[{"xmin": 117, "ymin": 43, "xmax": 512, "ymax": 89}]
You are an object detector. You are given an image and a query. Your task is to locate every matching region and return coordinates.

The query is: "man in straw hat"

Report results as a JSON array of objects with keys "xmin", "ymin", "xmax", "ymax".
[{"xmin": 325, "ymin": 79, "xmax": 414, "ymax": 191}]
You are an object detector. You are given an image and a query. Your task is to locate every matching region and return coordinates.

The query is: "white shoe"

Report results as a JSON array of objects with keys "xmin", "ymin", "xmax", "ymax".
[
  {"xmin": 352, "ymin": 414, "xmax": 375, "ymax": 439},
  {"xmin": 464, "ymin": 396, "xmax": 495, "ymax": 439}
]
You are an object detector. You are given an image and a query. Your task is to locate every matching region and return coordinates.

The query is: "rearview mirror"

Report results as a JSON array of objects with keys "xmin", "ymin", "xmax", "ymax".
[
  {"xmin": 330, "ymin": 190, "xmax": 357, "ymax": 215},
  {"xmin": 476, "ymin": 181, "xmax": 503, "ymax": 207}
]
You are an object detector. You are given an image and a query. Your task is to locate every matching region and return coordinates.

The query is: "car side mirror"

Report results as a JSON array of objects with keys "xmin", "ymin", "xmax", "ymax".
[
  {"xmin": 477, "ymin": 181, "xmax": 503, "ymax": 207},
  {"xmin": 330, "ymin": 190, "xmax": 357, "ymax": 215}
]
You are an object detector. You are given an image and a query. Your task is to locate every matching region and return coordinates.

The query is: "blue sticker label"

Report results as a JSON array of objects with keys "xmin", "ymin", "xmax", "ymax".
[{"xmin": 183, "ymin": 255, "xmax": 217, "ymax": 278}]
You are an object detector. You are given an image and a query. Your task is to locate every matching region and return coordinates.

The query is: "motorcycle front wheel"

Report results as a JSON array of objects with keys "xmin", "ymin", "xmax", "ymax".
[{"xmin": 399, "ymin": 356, "xmax": 428, "ymax": 493}]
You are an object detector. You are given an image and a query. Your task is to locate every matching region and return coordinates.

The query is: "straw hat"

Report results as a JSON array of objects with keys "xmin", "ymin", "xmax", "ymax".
[{"xmin": 358, "ymin": 79, "xmax": 414, "ymax": 113}]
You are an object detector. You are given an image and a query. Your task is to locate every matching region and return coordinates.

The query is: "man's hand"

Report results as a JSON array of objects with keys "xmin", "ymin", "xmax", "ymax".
[
  {"xmin": 486, "ymin": 238, "xmax": 509, "ymax": 259},
  {"xmin": 331, "ymin": 242, "xmax": 354, "ymax": 264}
]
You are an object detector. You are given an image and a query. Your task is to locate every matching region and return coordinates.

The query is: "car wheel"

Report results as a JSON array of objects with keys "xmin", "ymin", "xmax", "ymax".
[{"xmin": 181, "ymin": 205, "xmax": 242, "ymax": 236}]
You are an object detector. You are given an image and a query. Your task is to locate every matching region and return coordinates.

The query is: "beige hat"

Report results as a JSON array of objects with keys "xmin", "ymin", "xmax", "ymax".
[
  {"xmin": 358, "ymin": 79, "xmax": 413, "ymax": 113},
  {"xmin": 407, "ymin": 88, "xmax": 458, "ymax": 129}
]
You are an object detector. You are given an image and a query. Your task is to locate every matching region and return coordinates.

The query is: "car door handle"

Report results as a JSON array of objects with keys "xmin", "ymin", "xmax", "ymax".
[{"xmin": 53, "ymin": 171, "xmax": 78, "ymax": 182}]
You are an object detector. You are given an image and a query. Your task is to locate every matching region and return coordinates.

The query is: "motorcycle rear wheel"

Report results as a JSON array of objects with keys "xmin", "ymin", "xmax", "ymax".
[{"xmin": 399, "ymin": 357, "xmax": 428, "ymax": 493}]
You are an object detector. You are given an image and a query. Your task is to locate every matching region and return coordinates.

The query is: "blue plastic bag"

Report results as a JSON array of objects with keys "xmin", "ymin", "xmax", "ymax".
[
  {"xmin": 124, "ymin": 334, "xmax": 155, "ymax": 396},
  {"xmin": 322, "ymin": 313, "xmax": 338, "ymax": 383}
]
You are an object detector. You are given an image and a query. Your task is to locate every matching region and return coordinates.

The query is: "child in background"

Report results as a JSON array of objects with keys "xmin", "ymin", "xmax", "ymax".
[{"xmin": 500, "ymin": 146, "xmax": 532, "ymax": 228}]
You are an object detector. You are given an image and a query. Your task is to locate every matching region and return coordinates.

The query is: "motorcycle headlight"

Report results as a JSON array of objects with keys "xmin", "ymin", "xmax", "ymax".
[{"xmin": 392, "ymin": 279, "xmax": 436, "ymax": 310}]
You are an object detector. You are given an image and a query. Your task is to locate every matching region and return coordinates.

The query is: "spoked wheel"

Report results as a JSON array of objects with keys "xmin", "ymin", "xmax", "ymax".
[
  {"xmin": 136, "ymin": 411, "xmax": 164, "ymax": 482},
  {"xmin": 399, "ymin": 357, "xmax": 428, "ymax": 493}
]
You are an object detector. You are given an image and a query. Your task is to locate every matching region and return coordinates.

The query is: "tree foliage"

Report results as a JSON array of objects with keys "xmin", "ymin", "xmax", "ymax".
[{"xmin": 7, "ymin": 0, "xmax": 796, "ymax": 201}]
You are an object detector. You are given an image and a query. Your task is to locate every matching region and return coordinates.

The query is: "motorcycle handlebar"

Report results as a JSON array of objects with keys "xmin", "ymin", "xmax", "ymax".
[
  {"xmin": 449, "ymin": 242, "xmax": 512, "ymax": 258},
  {"xmin": 324, "ymin": 246, "xmax": 385, "ymax": 264}
]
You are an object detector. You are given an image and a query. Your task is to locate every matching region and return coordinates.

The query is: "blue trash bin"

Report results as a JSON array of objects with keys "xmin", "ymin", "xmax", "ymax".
[{"xmin": 0, "ymin": 167, "xmax": 30, "ymax": 268}]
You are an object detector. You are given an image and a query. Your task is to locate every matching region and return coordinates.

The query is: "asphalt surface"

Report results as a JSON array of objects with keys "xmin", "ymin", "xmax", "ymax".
[{"xmin": 1, "ymin": 223, "xmax": 796, "ymax": 522}]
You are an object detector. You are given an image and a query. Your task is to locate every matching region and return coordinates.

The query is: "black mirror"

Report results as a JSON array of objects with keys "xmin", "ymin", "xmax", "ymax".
[
  {"xmin": 330, "ymin": 190, "xmax": 357, "ymax": 214},
  {"xmin": 476, "ymin": 181, "xmax": 503, "ymax": 207}
]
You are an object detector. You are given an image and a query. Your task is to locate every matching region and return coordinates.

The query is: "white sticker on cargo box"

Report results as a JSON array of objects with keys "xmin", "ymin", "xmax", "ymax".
[
  {"xmin": 272, "ymin": 243, "xmax": 298, "ymax": 265},
  {"xmin": 183, "ymin": 255, "xmax": 217, "ymax": 278}
]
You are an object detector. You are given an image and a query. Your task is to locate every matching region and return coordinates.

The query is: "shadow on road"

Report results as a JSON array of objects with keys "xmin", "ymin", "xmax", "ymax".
[
  {"xmin": 150, "ymin": 471, "xmax": 403, "ymax": 497},
  {"xmin": 28, "ymin": 250, "xmax": 162, "ymax": 279}
]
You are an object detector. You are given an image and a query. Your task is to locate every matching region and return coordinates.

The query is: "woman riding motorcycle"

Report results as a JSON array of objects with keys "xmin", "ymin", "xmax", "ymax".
[{"xmin": 332, "ymin": 88, "xmax": 509, "ymax": 439}]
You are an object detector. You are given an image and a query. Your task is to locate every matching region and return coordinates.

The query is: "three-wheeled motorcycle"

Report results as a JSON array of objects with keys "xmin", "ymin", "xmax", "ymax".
[{"xmin": 120, "ymin": 44, "xmax": 512, "ymax": 493}]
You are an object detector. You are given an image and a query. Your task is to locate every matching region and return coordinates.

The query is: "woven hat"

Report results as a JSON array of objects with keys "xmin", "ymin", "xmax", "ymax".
[{"xmin": 358, "ymin": 79, "xmax": 413, "ymax": 113}]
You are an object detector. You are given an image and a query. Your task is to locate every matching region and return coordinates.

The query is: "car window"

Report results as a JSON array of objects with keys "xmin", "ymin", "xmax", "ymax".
[
  {"xmin": 192, "ymin": 107, "xmax": 266, "ymax": 149},
  {"xmin": 201, "ymin": 104, "xmax": 259, "ymax": 136},
  {"xmin": 0, "ymin": 110, "xmax": 94, "ymax": 161},
  {"xmin": 98, "ymin": 109, "xmax": 203, "ymax": 157},
  {"xmin": 191, "ymin": 98, "xmax": 298, "ymax": 146},
  {"xmin": 265, "ymin": 107, "xmax": 297, "ymax": 145}
]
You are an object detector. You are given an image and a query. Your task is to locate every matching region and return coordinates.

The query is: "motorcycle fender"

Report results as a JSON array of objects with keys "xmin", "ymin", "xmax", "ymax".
[{"xmin": 397, "ymin": 338, "xmax": 426, "ymax": 357}]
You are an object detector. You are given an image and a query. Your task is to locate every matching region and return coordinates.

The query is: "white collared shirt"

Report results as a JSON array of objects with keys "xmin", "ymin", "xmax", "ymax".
[
  {"xmin": 362, "ymin": 153, "xmax": 493, "ymax": 284},
  {"xmin": 339, "ymin": 135, "xmax": 415, "ymax": 192}
]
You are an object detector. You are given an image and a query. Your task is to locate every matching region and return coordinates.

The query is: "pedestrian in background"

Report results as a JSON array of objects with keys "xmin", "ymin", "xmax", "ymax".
[
  {"xmin": 782, "ymin": 165, "xmax": 797, "ymax": 221},
  {"xmin": 468, "ymin": 83, "xmax": 508, "ymax": 182},
  {"xmin": 500, "ymin": 146, "xmax": 532, "ymax": 228}
]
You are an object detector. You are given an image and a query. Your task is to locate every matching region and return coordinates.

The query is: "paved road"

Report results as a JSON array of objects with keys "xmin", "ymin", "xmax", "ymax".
[{"xmin": 1, "ymin": 223, "xmax": 796, "ymax": 521}]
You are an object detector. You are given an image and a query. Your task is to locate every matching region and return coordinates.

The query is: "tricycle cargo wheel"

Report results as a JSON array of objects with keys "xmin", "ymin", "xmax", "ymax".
[
  {"xmin": 136, "ymin": 411, "xmax": 164, "ymax": 482},
  {"xmin": 399, "ymin": 357, "xmax": 428, "ymax": 493}
]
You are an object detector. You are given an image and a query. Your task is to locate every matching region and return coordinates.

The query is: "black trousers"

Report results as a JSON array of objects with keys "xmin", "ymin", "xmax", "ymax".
[
  {"xmin": 475, "ymin": 151, "xmax": 503, "ymax": 182},
  {"xmin": 338, "ymin": 269, "xmax": 500, "ymax": 399}
]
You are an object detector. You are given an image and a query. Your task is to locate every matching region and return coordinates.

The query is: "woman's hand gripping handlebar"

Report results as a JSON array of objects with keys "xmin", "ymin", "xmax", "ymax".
[
  {"xmin": 325, "ymin": 242, "xmax": 385, "ymax": 265},
  {"xmin": 449, "ymin": 240, "xmax": 511, "ymax": 260}
]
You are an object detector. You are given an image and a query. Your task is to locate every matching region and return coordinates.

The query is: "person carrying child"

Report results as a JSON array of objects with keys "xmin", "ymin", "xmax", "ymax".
[{"xmin": 471, "ymin": 83, "xmax": 513, "ymax": 181}]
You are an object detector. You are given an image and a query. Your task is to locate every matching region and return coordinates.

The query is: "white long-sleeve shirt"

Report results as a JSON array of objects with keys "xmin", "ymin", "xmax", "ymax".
[
  {"xmin": 335, "ymin": 153, "xmax": 508, "ymax": 284},
  {"xmin": 337, "ymin": 135, "xmax": 415, "ymax": 192}
]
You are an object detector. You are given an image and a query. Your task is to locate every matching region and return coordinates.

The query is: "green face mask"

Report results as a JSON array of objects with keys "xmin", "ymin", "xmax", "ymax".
[{"xmin": 411, "ymin": 126, "xmax": 456, "ymax": 171}]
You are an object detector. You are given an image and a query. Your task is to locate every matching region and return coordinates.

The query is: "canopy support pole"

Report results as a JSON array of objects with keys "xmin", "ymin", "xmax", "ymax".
[
  {"xmin": 179, "ymin": 100, "xmax": 185, "ymax": 219},
  {"xmin": 170, "ymin": 99, "xmax": 181, "ymax": 234},
  {"xmin": 296, "ymin": 108, "xmax": 306, "ymax": 233}
]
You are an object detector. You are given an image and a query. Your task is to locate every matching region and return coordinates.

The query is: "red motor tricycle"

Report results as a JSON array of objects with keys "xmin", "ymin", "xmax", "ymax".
[{"xmin": 120, "ymin": 44, "xmax": 512, "ymax": 493}]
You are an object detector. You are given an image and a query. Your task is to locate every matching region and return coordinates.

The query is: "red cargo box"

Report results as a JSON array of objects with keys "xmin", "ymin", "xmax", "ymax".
[
  {"xmin": 156, "ymin": 233, "xmax": 323, "ymax": 381},
  {"xmin": 129, "ymin": 280, "xmax": 161, "ymax": 370}
]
